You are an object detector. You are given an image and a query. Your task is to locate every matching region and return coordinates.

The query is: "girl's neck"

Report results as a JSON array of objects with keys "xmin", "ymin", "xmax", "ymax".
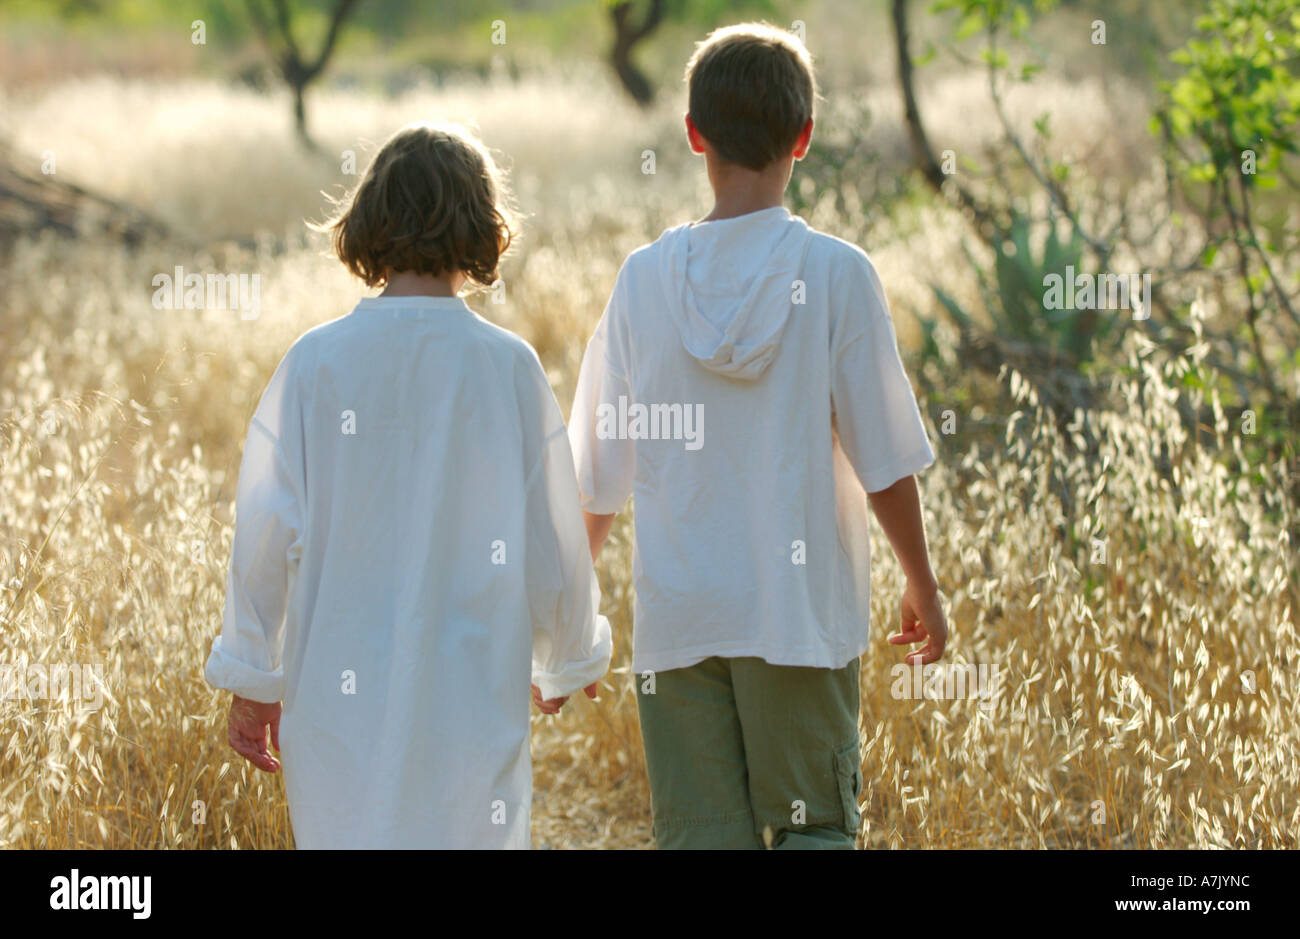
[{"xmin": 380, "ymin": 270, "xmax": 463, "ymax": 298}]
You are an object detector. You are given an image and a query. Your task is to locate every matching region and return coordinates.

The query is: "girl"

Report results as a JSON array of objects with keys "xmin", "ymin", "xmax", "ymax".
[{"xmin": 204, "ymin": 123, "xmax": 610, "ymax": 848}]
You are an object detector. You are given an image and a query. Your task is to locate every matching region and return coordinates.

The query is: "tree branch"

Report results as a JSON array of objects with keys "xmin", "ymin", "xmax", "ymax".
[{"xmin": 891, "ymin": 0, "xmax": 1002, "ymax": 241}]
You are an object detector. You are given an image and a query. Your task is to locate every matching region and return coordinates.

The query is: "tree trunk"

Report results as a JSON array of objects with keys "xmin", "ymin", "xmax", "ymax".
[
  {"xmin": 290, "ymin": 81, "xmax": 315, "ymax": 150},
  {"xmin": 611, "ymin": 38, "xmax": 653, "ymax": 105},
  {"xmin": 891, "ymin": 0, "xmax": 999, "ymax": 241},
  {"xmin": 608, "ymin": 0, "xmax": 664, "ymax": 107},
  {"xmin": 0, "ymin": 141, "xmax": 171, "ymax": 247}
]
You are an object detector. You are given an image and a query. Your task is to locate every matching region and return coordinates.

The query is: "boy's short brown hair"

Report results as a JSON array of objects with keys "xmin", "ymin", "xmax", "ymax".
[
  {"xmin": 684, "ymin": 22, "xmax": 817, "ymax": 171},
  {"xmin": 319, "ymin": 123, "xmax": 514, "ymax": 289}
]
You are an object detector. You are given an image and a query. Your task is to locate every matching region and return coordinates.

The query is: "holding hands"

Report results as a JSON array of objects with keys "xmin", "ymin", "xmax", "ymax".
[{"xmin": 531, "ymin": 681, "xmax": 600, "ymax": 715}]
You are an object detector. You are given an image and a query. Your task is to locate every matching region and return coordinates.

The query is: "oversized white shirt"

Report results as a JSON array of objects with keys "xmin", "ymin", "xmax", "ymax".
[
  {"xmin": 205, "ymin": 295, "xmax": 612, "ymax": 849},
  {"xmin": 569, "ymin": 207, "xmax": 933, "ymax": 675}
]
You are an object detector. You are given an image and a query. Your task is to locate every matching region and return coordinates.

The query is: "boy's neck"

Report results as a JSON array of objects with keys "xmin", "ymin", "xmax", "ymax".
[{"xmin": 700, "ymin": 155, "xmax": 793, "ymax": 222}]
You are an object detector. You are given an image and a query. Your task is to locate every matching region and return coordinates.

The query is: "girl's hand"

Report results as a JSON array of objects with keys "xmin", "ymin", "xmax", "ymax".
[{"xmin": 228, "ymin": 695, "xmax": 282, "ymax": 773}]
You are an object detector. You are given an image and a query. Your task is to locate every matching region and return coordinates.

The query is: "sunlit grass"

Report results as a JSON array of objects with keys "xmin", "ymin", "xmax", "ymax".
[{"xmin": 1, "ymin": 73, "xmax": 1295, "ymax": 849}]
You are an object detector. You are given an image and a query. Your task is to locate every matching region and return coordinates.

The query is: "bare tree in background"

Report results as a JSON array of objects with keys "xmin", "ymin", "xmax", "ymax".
[
  {"xmin": 609, "ymin": 0, "xmax": 665, "ymax": 106},
  {"xmin": 245, "ymin": 0, "xmax": 362, "ymax": 148}
]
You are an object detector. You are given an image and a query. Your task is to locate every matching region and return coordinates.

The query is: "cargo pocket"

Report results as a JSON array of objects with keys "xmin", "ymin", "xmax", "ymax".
[{"xmin": 833, "ymin": 740, "xmax": 863, "ymax": 833}]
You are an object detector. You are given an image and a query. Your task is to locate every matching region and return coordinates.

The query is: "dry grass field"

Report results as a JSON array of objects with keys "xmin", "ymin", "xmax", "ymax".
[{"xmin": 1, "ymin": 32, "xmax": 1297, "ymax": 849}]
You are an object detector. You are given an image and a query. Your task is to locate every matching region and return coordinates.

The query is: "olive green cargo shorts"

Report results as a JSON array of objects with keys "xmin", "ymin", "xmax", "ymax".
[{"xmin": 634, "ymin": 655, "xmax": 863, "ymax": 850}]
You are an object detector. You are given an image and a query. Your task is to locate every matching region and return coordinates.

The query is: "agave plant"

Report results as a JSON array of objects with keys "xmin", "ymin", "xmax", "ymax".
[{"xmin": 929, "ymin": 212, "xmax": 1111, "ymax": 366}]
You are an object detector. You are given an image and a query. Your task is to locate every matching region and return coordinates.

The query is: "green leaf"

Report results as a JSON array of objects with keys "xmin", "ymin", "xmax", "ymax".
[{"xmin": 955, "ymin": 11, "xmax": 985, "ymax": 40}]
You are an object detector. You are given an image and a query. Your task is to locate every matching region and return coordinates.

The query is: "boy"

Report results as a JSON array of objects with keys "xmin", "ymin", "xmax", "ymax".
[
  {"xmin": 569, "ymin": 24, "xmax": 948, "ymax": 849},
  {"xmin": 205, "ymin": 123, "xmax": 611, "ymax": 849}
]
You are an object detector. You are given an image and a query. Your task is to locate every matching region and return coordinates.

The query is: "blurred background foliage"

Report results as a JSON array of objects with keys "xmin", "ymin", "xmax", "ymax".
[{"xmin": 2, "ymin": 0, "xmax": 1295, "ymax": 519}]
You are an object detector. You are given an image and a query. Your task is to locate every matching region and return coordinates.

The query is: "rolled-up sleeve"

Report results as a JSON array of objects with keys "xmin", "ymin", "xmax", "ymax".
[
  {"xmin": 527, "ymin": 421, "xmax": 613, "ymax": 701},
  {"xmin": 205, "ymin": 356, "xmax": 304, "ymax": 703}
]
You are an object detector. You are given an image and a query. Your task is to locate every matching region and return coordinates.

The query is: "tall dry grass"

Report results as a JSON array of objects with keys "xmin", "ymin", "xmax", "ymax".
[{"xmin": 1, "ymin": 73, "xmax": 1296, "ymax": 848}]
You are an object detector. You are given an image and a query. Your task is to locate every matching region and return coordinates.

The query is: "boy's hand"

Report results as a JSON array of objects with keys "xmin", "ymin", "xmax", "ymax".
[
  {"xmin": 888, "ymin": 580, "xmax": 948, "ymax": 665},
  {"xmin": 227, "ymin": 695, "xmax": 281, "ymax": 773},
  {"xmin": 531, "ymin": 681, "xmax": 600, "ymax": 715}
]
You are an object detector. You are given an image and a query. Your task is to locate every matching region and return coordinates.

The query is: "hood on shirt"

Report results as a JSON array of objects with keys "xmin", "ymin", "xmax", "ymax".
[{"xmin": 658, "ymin": 208, "xmax": 814, "ymax": 381}]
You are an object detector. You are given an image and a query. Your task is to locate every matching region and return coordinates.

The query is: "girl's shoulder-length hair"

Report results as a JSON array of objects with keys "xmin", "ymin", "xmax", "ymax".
[{"xmin": 313, "ymin": 121, "xmax": 517, "ymax": 290}]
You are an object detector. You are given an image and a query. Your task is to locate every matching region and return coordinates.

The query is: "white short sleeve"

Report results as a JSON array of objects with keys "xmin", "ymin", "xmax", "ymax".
[
  {"xmin": 568, "ymin": 281, "xmax": 636, "ymax": 515},
  {"xmin": 831, "ymin": 255, "xmax": 934, "ymax": 493}
]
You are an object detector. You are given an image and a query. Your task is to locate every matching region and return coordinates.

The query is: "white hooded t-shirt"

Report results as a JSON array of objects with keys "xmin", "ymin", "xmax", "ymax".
[
  {"xmin": 205, "ymin": 295, "xmax": 612, "ymax": 849},
  {"xmin": 569, "ymin": 207, "xmax": 933, "ymax": 674}
]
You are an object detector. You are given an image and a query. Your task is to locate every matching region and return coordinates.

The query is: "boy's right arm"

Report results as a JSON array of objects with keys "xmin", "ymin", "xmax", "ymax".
[
  {"xmin": 866, "ymin": 475, "xmax": 948, "ymax": 665},
  {"xmin": 831, "ymin": 252, "xmax": 946, "ymax": 663}
]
